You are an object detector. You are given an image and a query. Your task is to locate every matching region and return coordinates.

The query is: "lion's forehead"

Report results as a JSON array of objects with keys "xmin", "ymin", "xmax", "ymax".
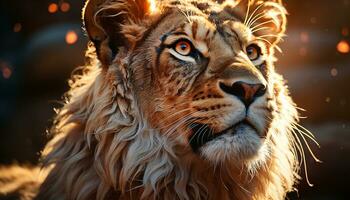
[{"xmin": 152, "ymin": 1, "xmax": 252, "ymax": 48}]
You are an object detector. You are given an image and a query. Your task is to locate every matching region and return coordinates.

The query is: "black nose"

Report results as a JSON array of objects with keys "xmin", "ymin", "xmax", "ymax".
[{"xmin": 219, "ymin": 81, "xmax": 266, "ymax": 108}]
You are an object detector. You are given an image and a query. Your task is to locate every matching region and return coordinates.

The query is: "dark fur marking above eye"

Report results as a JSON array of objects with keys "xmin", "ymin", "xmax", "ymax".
[
  {"xmin": 192, "ymin": 21, "xmax": 198, "ymax": 39},
  {"xmin": 208, "ymin": 11, "xmax": 219, "ymax": 22},
  {"xmin": 195, "ymin": 2, "xmax": 209, "ymax": 10}
]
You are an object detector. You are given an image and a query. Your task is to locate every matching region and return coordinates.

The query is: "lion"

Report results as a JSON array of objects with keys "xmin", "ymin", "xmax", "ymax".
[{"xmin": 0, "ymin": 0, "xmax": 320, "ymax": 199}]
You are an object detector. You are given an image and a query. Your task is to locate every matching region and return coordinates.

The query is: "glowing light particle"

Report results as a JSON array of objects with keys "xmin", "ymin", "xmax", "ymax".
[
  {"xmin": 330, "ymin": 68, "xmax": 338, "ymax": 77},
  {"xmin": 148, "ymin": 0, "xmax": 157, "ymax": 14},
  {"xmin": 300, "ymin": 32, "xmax": 309, "ymax": 43},
  {"xmin": 336, "ymin": 40, "xmax": 350, "ymax": 54},
  {"xmin": 2, "ymin": 67, "xmax": 12, "ymax": 79},
  {"xmin": 60, "ymin": 2, "xmax": 70, "ymax": 12},
  {"xmin": 13, "ymin": 23, "xmax": 22, "ymax": 33},
  {"xmin": 0, "ymin": 61, "xmax": 12, "ymax": 79},
  {"xmin": 325, "ymin": 97, "xmax": 330, "ymax": 103},
  {"xmin": 65, "ymin": 31, "xmax": 78, "ymax": 45},
  {"xmin": 48, "ymin": 3, "xmax": 58, "ymax": 13}
]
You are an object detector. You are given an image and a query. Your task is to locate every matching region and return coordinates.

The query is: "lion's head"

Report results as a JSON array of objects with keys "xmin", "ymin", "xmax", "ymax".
[{"xmin": 37, "ymin": 0, "xmax": 307, "ymax": 199}]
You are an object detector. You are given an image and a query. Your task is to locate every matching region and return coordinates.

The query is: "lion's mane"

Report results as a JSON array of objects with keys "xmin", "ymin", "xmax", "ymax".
[
  {"xmin": 35, "ymin": 47, "xmax": 299, "ymax": 200},
  {"xmin": 1, "ymin": 1, "xmax": 305, "ymax": 200}
]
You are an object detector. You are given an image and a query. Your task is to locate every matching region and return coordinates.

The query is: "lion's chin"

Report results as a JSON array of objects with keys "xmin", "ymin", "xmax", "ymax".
[{"xmin": 198, "ymin": 123, "xmax": 265, "ymax": 164}]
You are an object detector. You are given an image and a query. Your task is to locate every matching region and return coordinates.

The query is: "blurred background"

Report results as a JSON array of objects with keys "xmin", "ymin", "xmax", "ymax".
[{"xmin": 0, "ymin": 0, "xmax": 349, "ymax": 199}]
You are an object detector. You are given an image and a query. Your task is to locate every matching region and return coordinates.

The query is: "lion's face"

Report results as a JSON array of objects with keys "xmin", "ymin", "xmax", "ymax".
[{"xmin": 128, "ymin": 1, "xmax": 285, "ymax": 165}]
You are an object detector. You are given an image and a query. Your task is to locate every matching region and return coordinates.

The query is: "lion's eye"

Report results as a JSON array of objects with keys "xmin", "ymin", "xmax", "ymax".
[
  {"xmin": 174, "ymin": 40, "xmax": 192, "ymax": 56},
  {"xmin": 246, "ymin": 44, "xmax": 261, "ymax": 61}
]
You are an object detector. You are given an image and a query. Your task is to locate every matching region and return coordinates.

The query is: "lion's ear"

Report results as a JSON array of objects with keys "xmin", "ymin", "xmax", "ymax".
[
  {"xmin": 224, "ymin": 0, "xmax": 287, "ymax": 46},
  {"xmin": 250, "ymin": 0, "xmax": 287, "ymax": 46},
  {"xmin": 83, "ymin": 0, "xmax": 155, "ymax": 66}
]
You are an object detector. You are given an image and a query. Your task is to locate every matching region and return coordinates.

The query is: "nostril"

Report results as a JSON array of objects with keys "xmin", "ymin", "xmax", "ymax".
[
  {"xmin": 219, "ymin": 82, "xmax": 245, "ymax": 98},
  {"xmin": 254, "ymin": 84, "xmax": 266, "ymax": 98},
  {"xmin": 219, "ymin": 81, "xmax": 266, "ymax": 107}
]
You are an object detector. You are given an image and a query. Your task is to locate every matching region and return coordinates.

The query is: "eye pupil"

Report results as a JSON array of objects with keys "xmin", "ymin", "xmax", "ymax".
[
  {"xmin": 175, "ymin": 40, "xmax": 192, "ymax": 56},
  {"xmin": 246, "ymin": 44, "xmax": 260, "ymax": 61},
  {"xmin": 180, "ymin": 43, "xmax": 187, "ymax": 50},
  {"xmin": 247, "ymin": 48, "xmax": 253, "ymax": 55}
]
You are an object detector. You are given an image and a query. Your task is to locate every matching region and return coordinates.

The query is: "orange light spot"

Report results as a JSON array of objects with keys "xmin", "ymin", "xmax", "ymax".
[
  {"xmin": 325, "ymin": 97, "xmax": 331, "ymax": 103},
  {"xmin": 60, "ymin": 2, "xmax": 70, "ymax": 12},
  {"xmin": 300, "ymin": 32, "xmax": 309, "ymax": 43},
  {"xmin": 330, "ymin": 68, "xmax": 338, "ymax": 77},
  {"xmin": 341, "ymin": 27, "xmax": 349, "ymax": 36},
  {"xmin": 0, "ymin": 61, "xmax": 12, "ymax": 79},
  {"xmin": 148, "ymin": 0, "xmax": 157, "ymax": 14},
  {"xmin": 336, "ymin": 40, "xmax": 350, "ymax": 54},
  {"xmin": 2, "ymin": 67, "xmax": 12, "ymax": 79},
  {"xmin": 65, "ymin": 30, "xmax": 78, "ymax": 45},
  {"xmin": 48, "ymin": 3, "xmax": 58, "ymax": 13},
  {"xmin": 13, "ymin": 23, "xmax": 22, "ymax": 33}
]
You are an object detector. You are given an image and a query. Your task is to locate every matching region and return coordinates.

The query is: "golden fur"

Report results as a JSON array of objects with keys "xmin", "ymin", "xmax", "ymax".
[{"xmin": 0, "ymin": 0, "xmax": 319, "ymax": 199}]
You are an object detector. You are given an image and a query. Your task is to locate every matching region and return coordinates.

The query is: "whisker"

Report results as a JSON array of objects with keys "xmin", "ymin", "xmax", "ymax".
[
  {"xmin": 246, "ymin": 3, "xmax": 265, "ymax": 28},
  {"xmin": 295, "ymin": 106, "xmax": 306, "ymax": 111},
  {"xmin": 251, "ymin": 26, "xmax": 270, "ymax": 34},
  {"xmin": 255, "ymin": 37, "xmax": 273, "ymax": 46},
  {"xmin": 292, "ymin": 124, "xmax": 321, "ymax": 162},
  {"xmin": 243, "ymin": 0, "xmax": 252, "ymax": 26},
  {"xmin": 163, "ymin": 113, "xmax": 195, "ymax": 136},
  {"xmin": 290, "ymin": 128, "xmax": 313, "ymax": 186},
  {"xmin": 248, "ymin": 11, "xmax": 267, "ymax": 28},
  {"xmin": 156, "ymin": 108, "xmax": 192, "ymax": 130},
  {"xmin": 294, "ymin": 123, "xmax": 318, "ymax": 141},
  {"xmin": 250, "ymin": 19, "xmax": 275, "ymax": 32},
  {"xmin": 163, "ymin": 109, "xmax": 205, "ymax": 138},
  {"xmin": 257, "ymin": 34, "xmax": 283, "ymax": 38},
  {"xmin": 290, "ymin": 127, "xmax": 315, "ymax": 187},
  {"xmin": 289, "ymin": 129, "xmax": 303, "ymax": 169}
]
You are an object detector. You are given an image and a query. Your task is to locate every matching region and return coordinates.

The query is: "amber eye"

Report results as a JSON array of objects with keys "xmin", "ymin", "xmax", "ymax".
[
  {"xmin": 175, "ymin": 40, "xmax": 192, "ymax": 56},
  {"xmin": 246, "ymin": 44, "xmax": 261, "ymax": 61}
]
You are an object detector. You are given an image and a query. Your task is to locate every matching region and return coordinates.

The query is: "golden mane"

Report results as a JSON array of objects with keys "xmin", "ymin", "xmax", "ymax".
[
  {"xmin": 0, "ymin": 1, "xmax": 320, "ymax": 199},
  {"xmin": 35, "ymin": 49, "xmax": 300, "ymax": 200}
]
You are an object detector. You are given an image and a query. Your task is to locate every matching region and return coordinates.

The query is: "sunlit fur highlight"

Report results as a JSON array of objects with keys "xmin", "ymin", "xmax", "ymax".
[{"xmin": 0, "ymin": 0, "xmax": 319, "ymax": 200}]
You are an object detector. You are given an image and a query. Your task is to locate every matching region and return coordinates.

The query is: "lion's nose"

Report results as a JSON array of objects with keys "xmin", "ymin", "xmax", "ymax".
[{"xmin": 219, "ymin": 81, "xmax": 266, "ymax": 108}]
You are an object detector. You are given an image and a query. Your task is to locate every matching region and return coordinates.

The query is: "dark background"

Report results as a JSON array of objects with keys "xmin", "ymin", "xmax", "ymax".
[{"xmin": 0, "ymin": 0, "xmax": 349, "ymax": 199}]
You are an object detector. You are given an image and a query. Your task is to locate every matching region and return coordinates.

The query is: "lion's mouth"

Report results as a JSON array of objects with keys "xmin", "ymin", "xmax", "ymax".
[{"xmin": 189, "ymin": 119, "xmax": 257, "ymax": 151}]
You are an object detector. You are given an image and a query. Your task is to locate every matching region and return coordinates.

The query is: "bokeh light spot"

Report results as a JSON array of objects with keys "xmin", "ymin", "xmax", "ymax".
[
  {"xmin": 0, "ymin": 61, "xmax": 12, "ymax": 79},
  {"xmin": 65, "ymin": 30, "xmax": 78, "ymax": 45},
  {"xmin": 60, "ymin": 2, "xmax": 70, "ymax": 12},
  {"xmin": 148, "ymin": 0, "xmax": 157, "ymax": 14},
  {"xmin": 336, "ymin": 40, "xmax": 350, "ymax": 54},
  {"xmin": 325, "ymin": 97, "xmax": 331, "ymax": 103},
  {"xmin": 13, "ymin": 23, "xmax": 22, "ymax": 33},
  {"xmin": 300, "ymin": 32, "xmax": 309, "ymax": 43},
  {"xmin": 48, "ymin": 3, "xmax": 58, "ymax": 13},
  {"xmin": 330, "ymin": 68, "xmax": 338, "ymax": 77}
]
